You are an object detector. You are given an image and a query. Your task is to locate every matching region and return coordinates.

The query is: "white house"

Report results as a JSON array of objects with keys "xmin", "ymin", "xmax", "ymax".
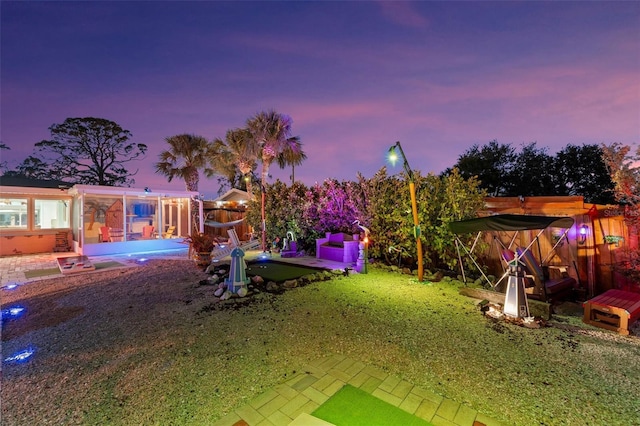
[{"xmin": 0, "ymin": 177, "xmax": 202, "ymax": 256}]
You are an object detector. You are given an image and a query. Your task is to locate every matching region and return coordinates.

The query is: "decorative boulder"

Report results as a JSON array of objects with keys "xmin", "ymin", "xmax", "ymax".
[
  {"xmin": 266, "ymin": 281, "xmax": 279, "ymax": 292},
  {"xmin": 283, "ymin": 279, "xmax": 298, "ymax": 289},
  {"xmin": 299, "ymin": 275, "xmax": 312, "ymax": 284}
]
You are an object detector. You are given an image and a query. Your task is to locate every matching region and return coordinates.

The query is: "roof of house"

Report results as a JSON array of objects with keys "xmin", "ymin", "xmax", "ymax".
[
  {"xmin": 0, "ymin": 176, "xmax": 73, "ymax": 189},
  {"xmin": 214, "ymin": 188, "xmax": 251, "ymax": 202}
]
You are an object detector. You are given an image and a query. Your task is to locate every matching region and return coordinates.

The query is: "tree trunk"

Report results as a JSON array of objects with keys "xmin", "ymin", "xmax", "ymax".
[
  {"xmin": 260, "ymin": 158, "xmax": 272, "ymax": 252},
  {"xmin": 246, "ymin": 178, "xmax": 253, "ymax": 198},
  {"xmin": 186, "ymin": 171, "xmax": 200, "ymax": 231}
]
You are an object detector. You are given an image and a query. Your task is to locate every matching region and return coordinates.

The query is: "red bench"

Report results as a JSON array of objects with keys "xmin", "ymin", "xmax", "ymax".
[{"xmin": 583, "ymin": 289, "xmax": 640, "ymax": 335}]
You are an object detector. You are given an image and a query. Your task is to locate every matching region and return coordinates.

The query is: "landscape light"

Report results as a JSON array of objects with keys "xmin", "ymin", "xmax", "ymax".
[
  {"xmin": 4, "ymin": 347, "xmax": 35, "ymax": 363},
  {"xmin": 1, "ymin": 306, "xmax": 25, "ymax": 320},
  {"xmin": 387, "ymin": 141, "xmax": 424, "ymax": 281}
]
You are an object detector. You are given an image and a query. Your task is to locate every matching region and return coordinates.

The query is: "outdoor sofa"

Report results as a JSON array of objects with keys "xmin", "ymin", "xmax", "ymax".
[{"xmin": 316, "ymin": 232, "xmax": 359, "ymax": 263}]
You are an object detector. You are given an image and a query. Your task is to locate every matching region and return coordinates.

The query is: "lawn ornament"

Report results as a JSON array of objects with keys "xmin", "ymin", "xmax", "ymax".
[
  {"xmin": 225, "ymin": 247, "xmax": 250, "ymax": 296},
  {"xmin": 388, "ymin": 246, "xmax": 403, "ymax": 267},
  {"xmin": 281, "ymin": 230, "xmax": 298, "ymax": 258},
  {"xmin": 353, "ymin": 220, "xmax": 370, "ymax": 274},
  {"xmin": 503, "ymin": 264, "xmax": 531, "ymax": 318}
]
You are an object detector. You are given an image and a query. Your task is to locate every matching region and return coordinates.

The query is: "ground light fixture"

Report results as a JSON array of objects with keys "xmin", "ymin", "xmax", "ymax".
[
  {"xmin": 4, "ymin": 347, "xmax": 35, "ymax": 363},
  {"xmin": 1, "ymin": 306, "xmax": 26, "ymax": 320},
  {"xmin": 387, "ymin": 141, "xmax": 424, "ymax": 282}
]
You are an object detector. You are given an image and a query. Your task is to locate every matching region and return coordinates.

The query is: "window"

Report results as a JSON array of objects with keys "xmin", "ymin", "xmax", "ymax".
[
  {"xmin": 161, "ymin": 197, "xmax": 190, "ymax": 238},
  {"xmin": 35, "ymin": 199, "xmax": 71, "ymax": 229},
  {"xmin": 126, "ymin": 196, "xmax": 158, "ymax": 239},
  {"xmin": 0, "ymin": 198, "xmax": 28, "ymax": 228}
]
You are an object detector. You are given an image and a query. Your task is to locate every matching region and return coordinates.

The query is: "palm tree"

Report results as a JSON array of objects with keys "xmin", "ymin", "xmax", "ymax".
[
  {"xmin": 155, "ymin": 134, "xmax": 217, "ymax": 230},
  {"xmin": 213, "ymin": 128, "xmax": 259, "ymax": 197},
  {"xmin": 247, "ymin": 110, "xmax": 304, "ymax": 250},
  {"xmin": 276, "ymin": 136, "xmax": 306, "ymax": 184}
]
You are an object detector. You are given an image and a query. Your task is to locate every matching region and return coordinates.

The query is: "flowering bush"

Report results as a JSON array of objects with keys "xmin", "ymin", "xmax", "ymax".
[{"xmin": 246, "ymin": 167, "xmax": 485, "ymax": 272}]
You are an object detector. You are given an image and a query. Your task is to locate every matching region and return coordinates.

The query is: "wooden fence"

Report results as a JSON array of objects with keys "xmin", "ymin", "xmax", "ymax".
[{"xmin": 203, "ymin": 205, "xmax": 251, "ymax": 242}]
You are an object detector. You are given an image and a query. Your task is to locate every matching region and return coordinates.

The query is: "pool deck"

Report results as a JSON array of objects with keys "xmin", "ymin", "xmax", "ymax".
[
  {"xmin": 0, "ymin": 248, "xmax": 190, "ymax": 286},
  {"xmin": 0, "ymin": 249, "xmax": 351, "ymax": 286},
  {"xmin": 0, "ymin": 250, "xmax": 505, "ymax": 426}
]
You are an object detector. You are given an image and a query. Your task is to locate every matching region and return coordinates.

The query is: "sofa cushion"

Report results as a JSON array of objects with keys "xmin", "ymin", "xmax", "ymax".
[
  {"xmin": 326, "ymin": 241, "xmax": 344, "ymax": 248},
  {"xmin": 545, "ymin": 277, "xmax": 575, "ymax": 295},
  {"xmin": 328, "ymin": 233, "xmax": 346, "ymax": 244}
]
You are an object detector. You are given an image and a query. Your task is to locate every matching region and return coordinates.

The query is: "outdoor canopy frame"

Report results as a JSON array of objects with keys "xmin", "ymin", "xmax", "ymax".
[{"xmin": 448, "ymin": 214, "xmax": 575, "ymax": 290}]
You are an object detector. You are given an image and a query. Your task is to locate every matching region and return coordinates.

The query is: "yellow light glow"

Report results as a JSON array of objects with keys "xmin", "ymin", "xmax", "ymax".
[{"xmin": 388, "ymin": 150, "xmax": 398, "ymax": 165}]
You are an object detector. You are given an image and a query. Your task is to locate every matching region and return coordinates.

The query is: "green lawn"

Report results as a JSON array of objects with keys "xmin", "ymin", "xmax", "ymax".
[{"xmin": 3, "ymin": 265, "xmax": 639, "ymax": 425}]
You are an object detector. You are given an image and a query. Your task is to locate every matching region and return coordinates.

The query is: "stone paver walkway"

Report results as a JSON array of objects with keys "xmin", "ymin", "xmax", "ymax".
[{"xmin": 213, "ymin": 354, "xmax": 505, "ymax": 426}]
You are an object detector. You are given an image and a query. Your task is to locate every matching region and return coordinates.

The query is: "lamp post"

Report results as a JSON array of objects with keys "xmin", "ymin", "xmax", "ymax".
[{"xmin": 388, "ymin": 141, "xmax": 424, "ymax": 282}]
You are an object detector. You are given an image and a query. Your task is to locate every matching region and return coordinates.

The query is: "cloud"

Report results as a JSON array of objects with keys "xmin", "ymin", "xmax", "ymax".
[{"xmin": 376, "ymin": 1, "xmax": 430, "ymax": 29}]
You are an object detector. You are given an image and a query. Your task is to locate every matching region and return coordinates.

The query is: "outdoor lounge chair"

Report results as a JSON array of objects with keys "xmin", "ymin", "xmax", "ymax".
[
  {"xmin": 99, "ymin": 226, "xmax": 110, "ymax": 243},
  {"xmin": 142, "ymin": 225, "xmax": 155, "ymax": 239},
  {"xmin": 162, "ymin": 225, "xmax": 176, "ymax": 239},
  {"xmin": 515, "ymin": 247, "xmax": 575, "ymax": 302}
]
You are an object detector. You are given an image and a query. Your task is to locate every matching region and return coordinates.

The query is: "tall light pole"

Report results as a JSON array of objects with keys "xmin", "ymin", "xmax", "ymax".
[{"xmin": 388, "ymin": 141, "xmax": 424, "ymax": 282}]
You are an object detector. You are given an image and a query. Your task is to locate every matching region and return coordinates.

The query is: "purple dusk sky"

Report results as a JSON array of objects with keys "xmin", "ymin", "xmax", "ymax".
[{"xmin": 1, "ymin": 1, "xmax": 638, "ymax": 199}]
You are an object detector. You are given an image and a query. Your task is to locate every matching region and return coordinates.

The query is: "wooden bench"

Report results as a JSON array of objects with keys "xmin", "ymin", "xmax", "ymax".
[{"xmin": 583, "ymin": 289, "xmax": 640, "ymax": 335}]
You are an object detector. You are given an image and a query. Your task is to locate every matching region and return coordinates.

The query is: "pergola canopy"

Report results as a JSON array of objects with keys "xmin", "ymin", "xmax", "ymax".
[{"xmin": 449, "ymin": 214, "xmax": 574, "ymax": 234}]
